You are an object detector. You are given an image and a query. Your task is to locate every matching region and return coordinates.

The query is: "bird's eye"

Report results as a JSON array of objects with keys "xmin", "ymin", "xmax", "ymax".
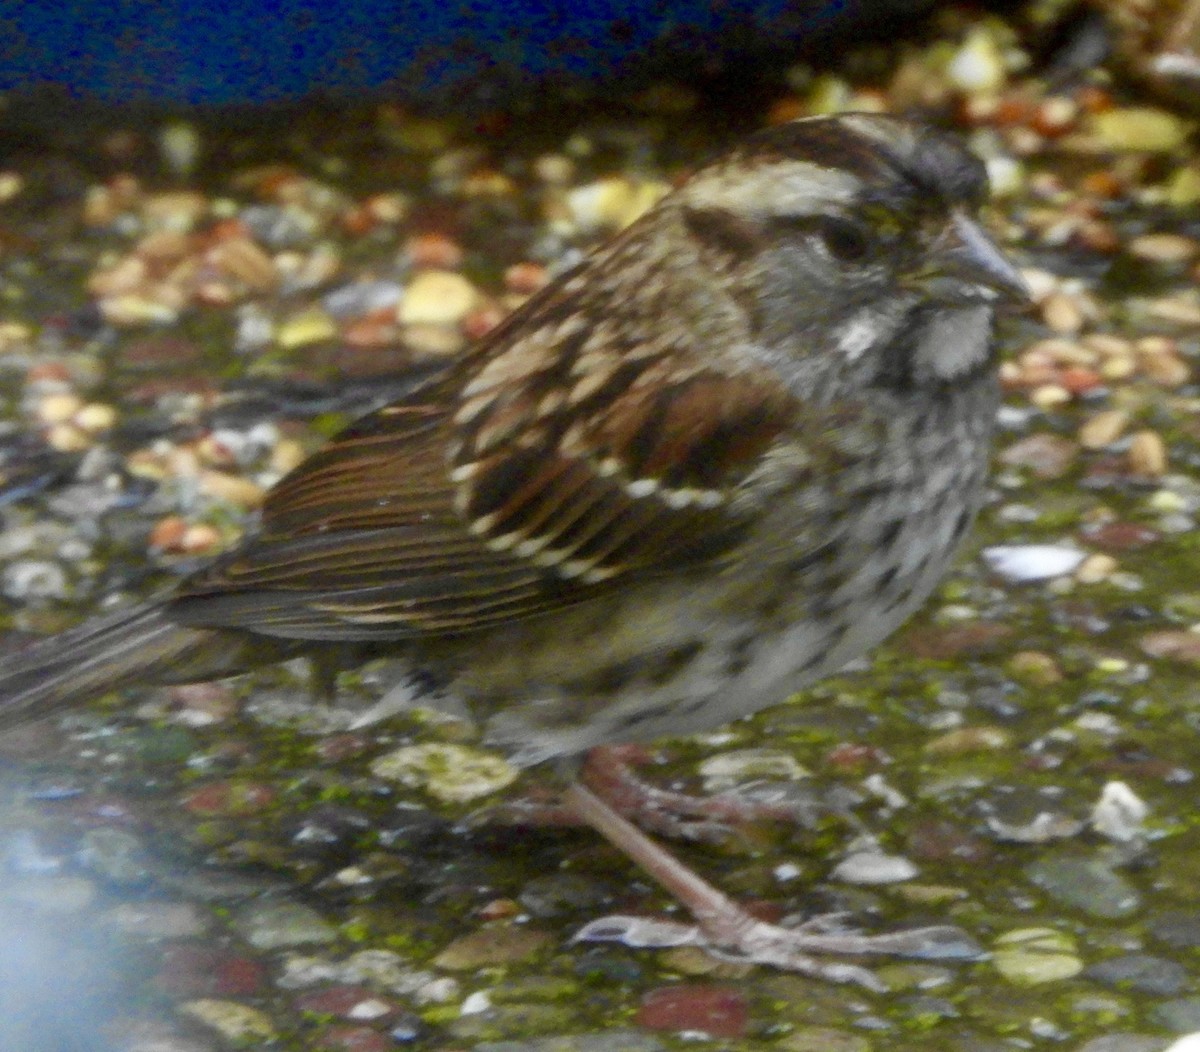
[
  {"xmin": 811, "ymin": 217, "xmax": 871, "ymax": 263},
  {"xmin": 770, "ymin": 214, "xmax": 874, "ymax": 265}
]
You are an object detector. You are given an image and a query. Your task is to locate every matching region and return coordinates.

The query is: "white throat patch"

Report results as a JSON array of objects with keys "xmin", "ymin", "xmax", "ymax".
[
  {"xmin": 915, "ymin": 305, "xmax": 993, "ymax": 381},
  {"xmin": 833, "ymin": 309, "xmax": 885, "ymax": 361}
]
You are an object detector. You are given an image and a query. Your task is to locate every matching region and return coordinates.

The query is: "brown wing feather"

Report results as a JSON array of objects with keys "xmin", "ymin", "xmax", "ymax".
[{"xmin": 169, "ymin": 240, "xmax": 801, "ymax": 641}]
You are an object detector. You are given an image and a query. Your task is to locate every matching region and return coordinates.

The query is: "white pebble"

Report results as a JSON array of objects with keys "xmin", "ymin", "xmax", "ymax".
[
  {"xmin": 459, "ymin": 991, "xmax": 492, "ymax": 1016},
  {"xmin": 1091, "ymin": 781, "xmax": 1149, "ymax": 842},
  {"xmin": 831, "ymin": 851, "xmax": 918, "ymax": 885},
  {"xmin": 698, "ymin": 748, "xmax": 808, "ymax": 792},
  {"xmin": 947, "ymin": 29, "xmax": 1007, "ymax": 94},
  {"xmin": 2, "ymin": 560, "xmax": 69, "ymax": 600},
  {"xmin": 982, "ymin": 544, "xmax": 1085, "ymax": 583}
]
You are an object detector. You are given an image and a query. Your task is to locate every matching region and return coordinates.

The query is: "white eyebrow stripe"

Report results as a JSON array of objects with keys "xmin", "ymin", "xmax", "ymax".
[{"xmin": 682, "ymin": 162, "xmax": 862, "ymax": 218}]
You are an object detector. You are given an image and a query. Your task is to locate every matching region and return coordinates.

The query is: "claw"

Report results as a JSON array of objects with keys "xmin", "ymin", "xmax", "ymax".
[
  {"xmin": 574, "ymin": 914, "xmax": 703, "ymax": 949},
  {"xmin": 573, "ymin": 911, "xmax": 983, "ymax": 990}
]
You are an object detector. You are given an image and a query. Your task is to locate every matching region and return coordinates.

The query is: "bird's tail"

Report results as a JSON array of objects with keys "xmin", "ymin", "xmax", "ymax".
[{"xmin": 0, "ymin": 601, "xmax": 266, "ymax": 726}]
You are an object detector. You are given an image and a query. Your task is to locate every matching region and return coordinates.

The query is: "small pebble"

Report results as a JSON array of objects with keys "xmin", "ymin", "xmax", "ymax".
[
  {"xmin": 698, "ymin": 748, "xmax": 808, "ymax": 791},
  {"xmin": 1041, "ymin": 291, "xmax": 1085, "ymax": 334},
  {"xmin": 831, "ymin": 851, "xmax": 918, "ymax": 884},
  {"xmin": 182, "ymin": 780, "xmax": 277, "ymax": 816},
  {"xmin": 209, "ymin": 236, "xmax": 278, "ymax": 290},
  {"xmin": 1154, "ymin": 999, "xmax": 1200, "ymax": 1035},
  {"xmin": 999, "ymin": 433, "xmax": 1077, "ymax": 478},
  {"xmin": 313, "ymin": 1025, "xmax": 391, "ymax": 1052},
  {"xmin": 1007, "ymin": 650, "xmax": 1063, "ymax": 685},
  {"xmin": 1092, "ymin": 781, "xmax": 1149, "ymax": 842},
  {"xmin": 398, "ymin": 270, "xmax": 480, "ymax": 326},
  {"xmin": 982, "ymin": 544, "xmax": 1085, "ymax": 582},
  {"xmin": 294, "ymin": 985, "xmax": 397, "ymax": 1021},
  {"xmin": 924, "ymin": 726, "xmax": 1010, "ymax": 755},
  {"xmin": 276, "ymin": 307, "xmax": 337, "ymax": 348},
  {"xmin": 1128, "ymin": 431, "xmax": 1168, "ymax": 477},
  {"xmin": 1079, "ymin": 409, "xmax": 1129, "ymax": 449},
  {"xmin": 1030, "ymin": 383, "xmax": 1071, "ymax": 410},
  {"xmin": 947, "ymin": 28, "xmax": 1007, "ymax": 93},
  {"xmin": 432, "ymin": 925, "xmax": 551, "ymax": 970},
  {"xmin": 45, "ymin": 423, "xmax": 93, "ymax": 452},
  {"xmin": 1088, "ymin": 954, "xmax": 1188, "ymax": 997},
  {"xmin": 370, "ymin": 743, "xmax": 517, "ymax": 803},
  {"xmin": 233, "ymin": 899, "xmax": 338, "ymax": 950},
  {"xmin": 564, "ymin": 177, "xmax": 667, "ymax": 230},
  {"xmin": 101, "ymin": 901, "xmax": 208, "ymax": 939},
  {"xmin": 155, "ymin": 945, "xmax": 268, "ymax": 997},
  {"xmin": 37, "ymin": 392, "xmax": 84, "ymax": 425},
  {"xmin": 1089, "ymin": 108, "xmax": 1191, "ymax": 152},
  {"xmin": 1, "ymin": 560, "xmax": 70, "ymax": 601},
  {"xmin": 992, "ymin": 928, "xmax": 1083, "ymax": 985},
  {"xmin": 1024, "ymin": 854, "xmax": 1141, "ymax": 919},
  {"xmin": 179, "ymin": 1000, "xmax": 277, "ymax": 1042},
  {"xmin": 1129, "ymin": 233, "xmax": 1199, "ymax": 263},
  {"xmin": 1080, "ymin": 1037, "xmax": 1171, "ymax": 1052},
  {"xmin": 1075, "ymin": 553, "xmax": 1119, "ymax": 584},
  {"xmin": 635, "ymin": 984, "xmax": 749, "ymax": 1039},
  {"xmin": 779, "ymin": 1027, "xmax": 872, "ymax": 1052}
]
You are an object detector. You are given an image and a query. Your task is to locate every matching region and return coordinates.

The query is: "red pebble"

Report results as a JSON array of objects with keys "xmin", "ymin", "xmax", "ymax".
[
  {"xmin": 155, "ymin": 945, "xmax": 267, "ymax": 997},
  {"xmin": 181, "ymin": 780, "xmax": 277, "ymax": 816},
  {"xmin": 314, "ymin": 1026, "xmax": 391, "ymax": 1052},
  {"xmin": 406, "ymin": 232, "xmax": 464, "ymax": 269},
  {"xmin": 1081, "ymin": 522, "xmax": 1161, "ymax": 551},
  {"xmin": 825, "ymin": 742, "xmax": 888, "ymax": 771},
  {"xmin": 462, "ymin": 304, "xmax": 506, "ymax": 341},
  {"xmin": 504, "ymin": 262, "xmax": 548, "ymax": 294},
  {"xmin": 635, "ymin": 985, "xmax": 749, "ymax": 1038},
  {"xmin": 1059, "ymin": 366, "xmax": 1102, "ymax": 395},
  {"xmin": 295, "ymin": 986, "xmax": 396, "ymax": 1022}
]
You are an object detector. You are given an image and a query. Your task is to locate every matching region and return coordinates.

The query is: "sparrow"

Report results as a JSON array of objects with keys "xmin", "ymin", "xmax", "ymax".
[{"xmin": 0, "ymin": 113, "xmax": 1027, "ymax": 986}]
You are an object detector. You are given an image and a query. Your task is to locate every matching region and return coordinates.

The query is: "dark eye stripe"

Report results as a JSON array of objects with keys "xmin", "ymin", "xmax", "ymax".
[
  {"xmin": 681, "ymin": 205, "xmax": 763, "ymax": 261},
  {"xmin": 769, "ymin": 214, "xmax": 873, "ymax": 264}
]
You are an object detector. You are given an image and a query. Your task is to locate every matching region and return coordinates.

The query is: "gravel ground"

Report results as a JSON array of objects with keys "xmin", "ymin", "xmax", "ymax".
[{"xmin": 1, "ymin": 6, "xmax": 1199, "ymax": 1052}]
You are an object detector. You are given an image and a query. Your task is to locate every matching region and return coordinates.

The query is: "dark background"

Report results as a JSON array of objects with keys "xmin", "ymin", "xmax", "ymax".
[{"xmin": 1, "ymin": 1, "xmax": 939, "ymax": 108}]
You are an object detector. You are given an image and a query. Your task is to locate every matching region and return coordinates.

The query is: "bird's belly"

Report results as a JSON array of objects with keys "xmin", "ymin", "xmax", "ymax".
[{"xmin": 457, "ymin": 498, "xmax": 970, "ymax": 766}]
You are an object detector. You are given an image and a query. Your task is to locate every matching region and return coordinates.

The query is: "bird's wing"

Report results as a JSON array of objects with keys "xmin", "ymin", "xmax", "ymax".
[{"xmin": 169, "ymin": 272, "xmax": 854, "ymax": 642}]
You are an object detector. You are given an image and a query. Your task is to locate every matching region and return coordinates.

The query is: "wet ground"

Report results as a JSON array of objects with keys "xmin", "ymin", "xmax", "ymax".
[{"xmin": 1, "ymin": 8, "xmax": 1199, "ymax": 1052}]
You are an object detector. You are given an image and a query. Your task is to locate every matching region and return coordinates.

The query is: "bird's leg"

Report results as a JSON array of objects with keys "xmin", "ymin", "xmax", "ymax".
[
  {"xmin": 308, "ymin": 643, "xmax": 373, "ymax": 704},
  {"xmin": 308, "ymin": 650, "xmax": 342, "ymax": 703},
  {"xmin": 565, "ymin": 781, "xmax": 983, "ymax": 988}
]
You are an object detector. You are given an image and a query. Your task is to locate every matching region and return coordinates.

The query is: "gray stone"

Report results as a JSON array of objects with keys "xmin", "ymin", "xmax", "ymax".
[
  {"xmin": 474, "ymin": 1033, "xmax": 664, "ymax": 1052},
  {"xmin": 1152, "ymin": 998, "xmax": 1200, "ymax": 1034},
  {"xmin": 1086, "ymin": 954, "xmax": 1189, "ymax": 996},
  {"xmin": 1024, "ymin": 854, "xmax": 1141, "ymax": 919},
  {"xmin": 1077, "ymin": 1036, "xmax": 1168, "ymax": 1052},
  {"xmin": 234, "ymin": 899, "xmax": 337, "ymax": 949}
]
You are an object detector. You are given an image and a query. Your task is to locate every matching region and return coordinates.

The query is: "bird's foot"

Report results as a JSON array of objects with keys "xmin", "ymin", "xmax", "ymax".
[
  {"xmin": 575, "ymin": 911, "xmax": 983, "ymax": 990},
  {"xmin": 564, "ymin": 781, "xmax": 984, "ymax": 988}
]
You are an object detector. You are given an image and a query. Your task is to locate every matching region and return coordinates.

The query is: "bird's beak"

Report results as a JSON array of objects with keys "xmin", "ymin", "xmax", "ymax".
[{"xmin": 910, "ymin": 211, "xmax": 1030, "ymax": 307}]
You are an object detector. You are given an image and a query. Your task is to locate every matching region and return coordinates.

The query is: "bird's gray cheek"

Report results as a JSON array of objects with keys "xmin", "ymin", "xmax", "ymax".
[{"xmin": 914, "ymin": 305, "xmax": 993, "ymax": 381}]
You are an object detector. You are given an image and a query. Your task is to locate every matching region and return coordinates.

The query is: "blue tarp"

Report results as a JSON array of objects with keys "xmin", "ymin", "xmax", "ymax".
[{"xmin": 0, "ymin": 1, "xmax": 913, "ymax": 107}]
